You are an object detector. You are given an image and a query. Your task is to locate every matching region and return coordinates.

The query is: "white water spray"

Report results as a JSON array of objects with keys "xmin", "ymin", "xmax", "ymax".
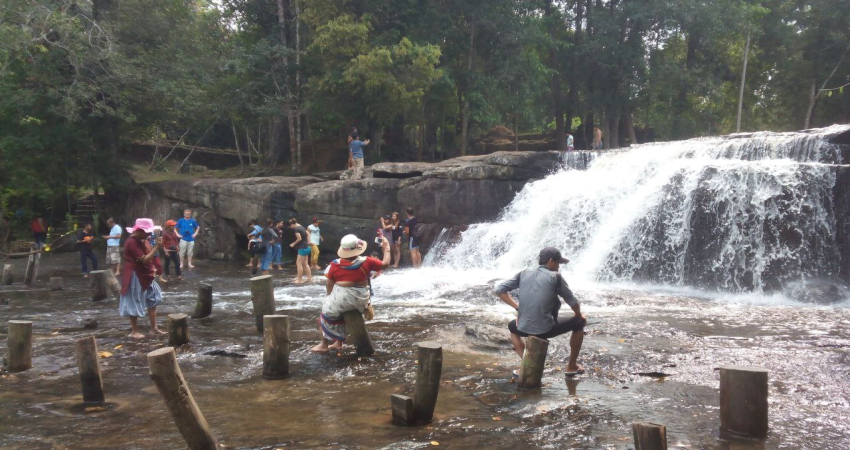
[{"xmin": 437, "ymin": 126, "xmax": 850, "ymax": 297}]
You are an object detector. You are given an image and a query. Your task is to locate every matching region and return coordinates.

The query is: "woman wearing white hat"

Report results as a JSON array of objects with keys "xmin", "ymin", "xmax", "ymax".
[
  {"xmin": 119, "ymin": 218, "xmax": 165, "ymax": 339},
  {"xmin": 310, "ymin": 233, "xmax": 391, "ymax": 353}
]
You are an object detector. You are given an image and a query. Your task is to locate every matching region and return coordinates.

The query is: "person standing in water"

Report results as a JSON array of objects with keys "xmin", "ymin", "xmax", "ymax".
[
  {"xmin": 161, "ymin": 220, "xmax": 182, "ymax": 281},
  {"xmin": 308, "ymin": 216, "xmax": 323, "ymax": 271},
  {"xmin": 310, "ymin": 234, "xmax": 390, "ymax": 353},
  {"xmin": 119, "ymin": 218, "xmax": 165, "ymax": 339},
  {"xmin": 390, "ymin": 212, "xmax": 403, "ymax": 268},
  {"xmin": 289, "ymin": 218, "xmax": 312, "ymax": 283},
  {"xmin": 102, "ymin": 217, "xmax": 123, "ymax": 275},
  {"xmin": 494, "ymin": 247, "xmax": 587, "ymax": 377},
  {"xmin": 175, "ymin": 209, "xmax": 200, "ymax": 269},
  {"xmin": 76, "ymin": 223, "xmax": 98, "ymax": 278},
  {"xmin": 404, "ymin": 207, "xmax": 422, "ymax": 268}
]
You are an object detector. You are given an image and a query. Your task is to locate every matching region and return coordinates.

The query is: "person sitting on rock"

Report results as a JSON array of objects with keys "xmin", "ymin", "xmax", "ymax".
[
  {"xmin": 494, "ymin": 247, "xmax": 587, "ymax": 378},
  {"xmin": 310, "ymin": 234, "xmax": 390, "ymax": 353}
]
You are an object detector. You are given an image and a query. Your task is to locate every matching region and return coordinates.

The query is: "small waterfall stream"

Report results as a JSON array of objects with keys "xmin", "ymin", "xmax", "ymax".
[{"xmin": 437, "ymin": 125, "xmax": 850, "ymax": 300}]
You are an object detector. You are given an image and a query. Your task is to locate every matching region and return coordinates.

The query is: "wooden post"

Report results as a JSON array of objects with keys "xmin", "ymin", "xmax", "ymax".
[
  {"xmin": 262, "ymin": 315, "xmax": 290, "ymax": 379},
  {"xmin": 50, "ymin": 277, "xmax": 64, "ymax": 291},
  {"xmin": 518, "ymin": 336, "xmax": 549, "ymax": 389},
  {"xmin": 75, "ymin": 336, "xmax": 105, "ymax": 404},
  {"xmin": 249, "ymin": 275, "xmax": 275, "ymax": 333},
  {"xmin": 720, "ymin": 366, "xmax": 768, "ymax": 438},
  {"xmin": 412, "ymin": 341, "xmax": 443, "ymax": 424},
  {"xmin": 23, "ymin": 249, "xmax": 40, "ymax": 287},
  {"xmin": 147, "ymin": 347, "xmax": 220, "ymax": 450},
  {"xmin": 90, "ymin": 270, "xmax": 118, "ymax": 302},
  {"xmin": 632, "ymin": 422, "xmax": 668, "ymax": 450},
  {"xmin": 2, "ymin": 264, "xmax": 12, "ymax": 285},
  {"xmin": 341, "ymin": 309, "xmax": 375, "ymax": 356},
  {"xmin": 391, "ymin": 394, "xmax": 414, "ymax": 424},
  {"xmin": 192, "ymin": 283, "xmax": 213, "ymax": 319},
  {"xmin": 167, "ymin": 313, "xmax": 190, "ymax": 347},
  {"xmin": 7, "ymin": 320, "xmax": 33, "ymax": 372}
]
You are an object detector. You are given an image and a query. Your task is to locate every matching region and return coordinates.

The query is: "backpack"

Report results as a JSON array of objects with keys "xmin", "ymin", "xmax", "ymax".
[{"xmin": 249, "ymin": 239, "xmax": 266, "ymax": 255}]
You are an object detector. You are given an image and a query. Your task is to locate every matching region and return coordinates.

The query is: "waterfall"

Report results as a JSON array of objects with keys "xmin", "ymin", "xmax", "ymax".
[{"xmin": 438, "ymin": 125, "xmax": 850, "ymax": 298}]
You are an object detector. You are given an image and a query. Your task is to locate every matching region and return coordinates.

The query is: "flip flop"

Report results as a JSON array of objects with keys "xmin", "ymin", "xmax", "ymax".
[
  {"xmin": 510, "ymin": 370, "xmax": 519, "ymax": 383},
  {"xmin": 565, "ymin": 367, "xmax": 585, "ymax": 377}
]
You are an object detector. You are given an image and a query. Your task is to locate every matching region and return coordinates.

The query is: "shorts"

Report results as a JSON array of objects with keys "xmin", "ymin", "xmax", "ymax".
[
  {"xmin": 297, "ymin": 247, "xmax": 311, "ymax": 256},
  {"xmin": 179, "ymin": 240, "xmax": 194, "ymax": 259},
  {"xmin": 508, "ymin": 315, "xmax": 586, "ymax": 339},
  {"xmin": 409, "ymin": 238, "xmax": 419, "ymax": 250},
  {"xmin": 106, "ymin": 246, "xmax": 121, "ymax": 264}
]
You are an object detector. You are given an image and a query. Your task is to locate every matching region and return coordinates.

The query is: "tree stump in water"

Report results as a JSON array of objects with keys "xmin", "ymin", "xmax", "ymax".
[
  {"xmin": 518, "ymin": 336, "xmax": 549, "ymax": 389},
  {"xmin": 412, "ymin": 341, "xmax": 443, "ymax": 424},
  {"xmin": 192, "ymin": 283, "xmax": 213, "ymax": 319},
  {"xmin": 23, "ymin": 249, "xmax": 40, "ymax": 287},
  {"xmin": 262, "ymin": 315, "xmax": 290, "ymax": 379},
  {"xmin": 391, "ymin": 394, "xmax": 414, "ymax": 424},
  {"xmin": 90, "ymin": 270, "xmax": 118, "ymax": 302},
  {"xmin": 147, "ymin": 347, "xmax": 219, "ymax": 450},
  {"xmin": 249, "ymin": 275, "xmax": 275, "ymax": 333},
  {"xmin": 2, "ymin": 264, "xmax": 12, "ymax": 285},
  {"xmin": 75, "ymin": 336, "xmax": 105, "ymax": 404},
  {"xmin": 7, "ymin": 320, "xmax": 33, "ymax": 372},
  {"xmin": 720, "ymin": 366, "xmax": 768, "ymax": 439},
  {"xmin": 341, "ymin": 309, "xmax": 374, "ymax": 356},
  {"xmin": 167, "ymin": 314, "xmax": 190, "ymax": 347},
  {"xmin": 632, "ymin": 422, "xmax": 668, "ymax": 450},
  {"xmin": 50, "ymin": 277, "xmax": 64, "ymax": 291}
]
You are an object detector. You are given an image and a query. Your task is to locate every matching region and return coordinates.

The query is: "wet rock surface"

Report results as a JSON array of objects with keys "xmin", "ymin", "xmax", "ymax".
[{"xmin": 120, "ymin": 151, "xmax": 564, "ymax": 260}]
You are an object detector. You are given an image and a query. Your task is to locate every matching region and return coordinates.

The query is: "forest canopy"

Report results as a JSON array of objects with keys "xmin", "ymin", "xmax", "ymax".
[{"xmin": 1, "ymin": 0, "xmax": 849, "ymax": 216}]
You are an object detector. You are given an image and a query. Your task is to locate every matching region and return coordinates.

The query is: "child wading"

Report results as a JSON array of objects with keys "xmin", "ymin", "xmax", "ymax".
[{"xmin": 310, "ymin": 234, "xmax": 390, "ymax": 353}]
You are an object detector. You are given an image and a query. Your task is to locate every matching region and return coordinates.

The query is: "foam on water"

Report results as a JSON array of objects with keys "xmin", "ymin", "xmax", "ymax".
[{"xmin": 431, "ymin": 125, "xmax": 850, "ymax": 303}]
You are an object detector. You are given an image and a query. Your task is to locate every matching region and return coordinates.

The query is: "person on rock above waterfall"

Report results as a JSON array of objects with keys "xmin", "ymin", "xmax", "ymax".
[
  {"xmin": 310, "ymin": 234, "xmax": 390, "ymax": 353},
  {"xmin": 494, "ymin": 247, "xmax": 587, "ymax": 378},
  {"xmin": 347, "ymin": 133, "xmax": 370, "ymax": 180}
]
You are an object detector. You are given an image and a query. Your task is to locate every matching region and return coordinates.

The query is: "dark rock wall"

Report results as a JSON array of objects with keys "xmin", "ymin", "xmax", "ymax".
[{"xmin": 119, "ymin": 151, "xmax": 564, "ymax": 260}]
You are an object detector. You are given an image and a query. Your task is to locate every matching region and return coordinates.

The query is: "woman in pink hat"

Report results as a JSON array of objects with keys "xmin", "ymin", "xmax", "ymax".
[{"xmin": 119, "ymin": 218, "xmax": 165, "ymax": 339}]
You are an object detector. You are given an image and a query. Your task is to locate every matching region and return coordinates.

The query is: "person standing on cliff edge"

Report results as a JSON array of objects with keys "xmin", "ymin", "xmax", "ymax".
[
  {"xmin": 348, "ymin": 133, "xmax": 370, "ymax": 180},
  {"xmin": 494, "ymin": 247, "xmax": 587, "ymax": 378},
  {"xmin": 175, "ymin": 208, "xmax": 200, "ymax": 269}
]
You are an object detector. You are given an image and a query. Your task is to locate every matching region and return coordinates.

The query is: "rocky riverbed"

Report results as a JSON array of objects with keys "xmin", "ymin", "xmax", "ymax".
[{"xmin": 1, "ymin": 253, "xmax": 849, "ymax": 449}]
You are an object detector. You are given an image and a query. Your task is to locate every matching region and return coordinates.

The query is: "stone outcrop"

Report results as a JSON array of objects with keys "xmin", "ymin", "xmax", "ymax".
[{"xmin": 120, "ymin": 151, "xmax": 564, "ymax": 260}]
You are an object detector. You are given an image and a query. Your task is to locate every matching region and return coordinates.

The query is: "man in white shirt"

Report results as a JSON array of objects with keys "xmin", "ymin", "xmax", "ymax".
[{"xmin": 102, "ymin": 217, "xmax": 123, "ymax": 275}]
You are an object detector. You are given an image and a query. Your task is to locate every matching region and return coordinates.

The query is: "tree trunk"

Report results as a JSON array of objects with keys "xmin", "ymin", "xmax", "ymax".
[
  {"xmin": 736, "ymin": 32, "xmax": 750, "ymax": 133},
  {"xmin": 460, "ymin": 18, "xmax": 475, "ymax": 156},
  {"xmin": 804, "ymin": 78, "xmax": 817, "ymax": 129},
  {"xmin": 609, "ymin": 114, "xmax": 620, "ymax": 149},
  {"xmin": 231, "ymin": 121, "xmax": 244, "ymax": 167},
  {"xmin": 626, "ymin": 111, "xmax": 638, "ymax": 145},
  {"xmin": 601, "ymin": 113, "xmax": 610, "ymax": 150},
  {"xmin": 545, "ymin": 0, "xmax": 566, "ymax": 151}
]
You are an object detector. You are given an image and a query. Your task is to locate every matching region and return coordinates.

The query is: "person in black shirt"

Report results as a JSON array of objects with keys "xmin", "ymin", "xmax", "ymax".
[
  {"xmin": 404, "ymin": 207, "xmax": 422, "ymax": 268},
  {"xmin": 76, "ymin": 223, "xmax": 98, "ymax": 278},
  {"xmin": 289, "ymin": 218, "xmax": 312, "ymax": 283}
]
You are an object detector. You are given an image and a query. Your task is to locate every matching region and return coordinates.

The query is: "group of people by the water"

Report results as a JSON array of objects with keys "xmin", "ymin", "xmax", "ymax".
[
  {"xmin": 378, "ymin": 207, "xmax": 421, "ymax": 269},
  {"xmin": 564, "ymin": 126, "xmax": 603, "ymax": 151}
]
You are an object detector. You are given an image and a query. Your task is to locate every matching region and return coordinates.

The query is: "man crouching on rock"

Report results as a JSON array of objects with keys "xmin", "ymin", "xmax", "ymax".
[{"xmin": 495, "ymin": 247, "xmax": 587, "ymax": 377}]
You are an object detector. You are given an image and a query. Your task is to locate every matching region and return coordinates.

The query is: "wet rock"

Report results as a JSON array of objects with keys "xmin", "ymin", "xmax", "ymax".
[
  {"xmin": 204, "ymin": 349, "xmax": 248, "ymax": 358},
  {"xmin": 82, "ymin": 318, "xmax": 98, "ymax": 329},
  {"xmin": 464, "ymin": 324, "xmax": 511, "ymax": 350}
]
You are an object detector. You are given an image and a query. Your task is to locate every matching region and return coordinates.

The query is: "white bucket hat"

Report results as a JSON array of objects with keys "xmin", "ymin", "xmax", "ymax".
[{"xmin": 337, "ymin": 234, "xmax": 367, "ymax": 258}]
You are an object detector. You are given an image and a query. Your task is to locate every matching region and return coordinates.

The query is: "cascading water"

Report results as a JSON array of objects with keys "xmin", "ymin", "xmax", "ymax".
[{"xmin": 437, "ymin": 125, "xmax": 850, "ymax": 300}]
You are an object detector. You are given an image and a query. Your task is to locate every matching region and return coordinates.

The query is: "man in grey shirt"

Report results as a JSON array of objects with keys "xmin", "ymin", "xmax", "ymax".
[{"xmin": 495, "ymin": 247, "xmax": 587, "ymax": 375}]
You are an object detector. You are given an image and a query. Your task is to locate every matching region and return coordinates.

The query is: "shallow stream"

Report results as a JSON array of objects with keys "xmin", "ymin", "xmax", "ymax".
[{"xmin": 1, "ymin": 253, "xmax": 849, "ymax": 449}]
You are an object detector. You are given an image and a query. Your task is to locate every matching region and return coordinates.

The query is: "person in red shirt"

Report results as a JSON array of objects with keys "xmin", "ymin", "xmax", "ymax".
[
  {"xmin": 310, "ymin": 233, "xmax": 390, "ymax": 353},
  {"xmin": 161, "ymin": 220, "xmax": 182, "ymax": 281},
  {"xmin": 118, "ymin": 218, "xmax": 165, "ymax": 339}
]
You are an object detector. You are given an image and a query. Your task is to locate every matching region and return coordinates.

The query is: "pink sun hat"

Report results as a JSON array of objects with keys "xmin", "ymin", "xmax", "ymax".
[{"xmin": 126, "ymin": 218, "xmax": 162, "ymax": 234}]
